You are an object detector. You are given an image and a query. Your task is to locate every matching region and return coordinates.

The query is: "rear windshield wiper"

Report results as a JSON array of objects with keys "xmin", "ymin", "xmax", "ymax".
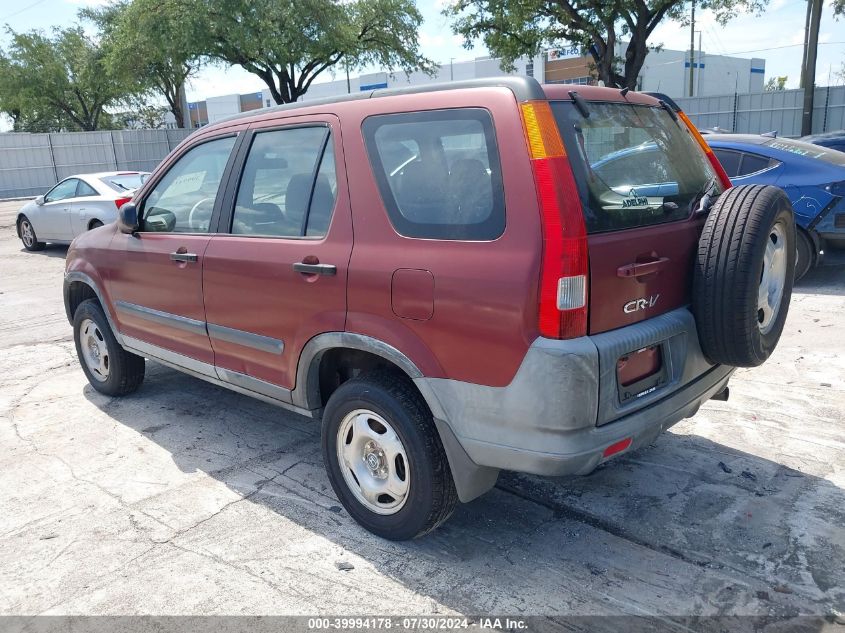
[
  {"xmin": 694, "ymin": 175, "xmax": 718, "ymax": 214},
  {"xmin": 569, "ymin": 91, "xmax": 590, "ymax": 118}
]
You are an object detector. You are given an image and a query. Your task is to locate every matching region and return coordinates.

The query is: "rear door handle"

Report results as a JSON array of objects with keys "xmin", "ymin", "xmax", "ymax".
[
  {"xmin": 293, "ymin": 262, "xmax": 336, "ymax": 276},
  {"xmin": 170, "ymin": 252, "xmax": 198, "ymax": 263},
  {"xmin": 617, "ymin": 257, "xmax": 670, "ymax": 278}
]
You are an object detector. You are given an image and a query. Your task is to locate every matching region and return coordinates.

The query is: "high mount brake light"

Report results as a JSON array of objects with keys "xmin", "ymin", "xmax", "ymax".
[{"xmin": 520, "ymin": 101, "xmax": 588, "ymax": 339}]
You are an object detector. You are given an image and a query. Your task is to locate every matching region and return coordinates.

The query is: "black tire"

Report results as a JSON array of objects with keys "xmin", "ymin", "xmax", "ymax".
[
  {"xmin": 18, "ymin": 215, "xmax": 45, "ymax": 251},
  {"xmin": 321, "ymin": 370, "xmax": 458, "ymax": 540},
  {"xmin": 73, "ymin": 299, "xmax": 145, "ymax": 396},
  {"xmin": 794, "ymin": 228, "xmax": 815, "ymax": 281},
  {"xmin": 693, "ymin": 184, "xmax": 795, "ymax": 368},
  {"xmin": 89, "ymin": 219, "xmax": 104, "ymax": 230}
]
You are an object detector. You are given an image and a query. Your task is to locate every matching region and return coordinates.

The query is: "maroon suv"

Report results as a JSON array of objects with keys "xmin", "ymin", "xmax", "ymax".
[{"xmin": 64, "ymin": 78, "xmax": 795, "ymax": 539}]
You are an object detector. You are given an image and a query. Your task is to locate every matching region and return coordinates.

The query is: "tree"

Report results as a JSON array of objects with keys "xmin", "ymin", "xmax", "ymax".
[
  {"xmin": 196, "ymin": 0, "xmax": 434, "ymax": 104},
  {"xmin": 764, "ymin": 75, "xmax": 787, "ymax": 91},
  {"xmin": 445, "ymin": 0, "xmax": 768, "ymax": 90},
  {"xmin": 0, "ymin": 27, "xmax": 132, "ymax": 131},
  {"xmin": 82, "ymin": 0, "xmax": 205, "ymax": 128}
]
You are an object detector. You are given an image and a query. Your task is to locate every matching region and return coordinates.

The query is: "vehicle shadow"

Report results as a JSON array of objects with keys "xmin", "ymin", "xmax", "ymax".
[
  {"xmin": 82, "ymin": 363, "xmax": 843, "ymax": 624},
  {"xmin": 793, "ymin": 263, "xmax": 845, "ymax": 297},
  {"xmin": 18, "ymin": 244, "xmax": 69, "ymax": 259}
]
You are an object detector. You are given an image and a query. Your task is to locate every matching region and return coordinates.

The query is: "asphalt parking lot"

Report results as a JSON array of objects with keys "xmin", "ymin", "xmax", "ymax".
[{"xmin": 0, "ymin": 199, "xmax": 843, "ymax": 625}]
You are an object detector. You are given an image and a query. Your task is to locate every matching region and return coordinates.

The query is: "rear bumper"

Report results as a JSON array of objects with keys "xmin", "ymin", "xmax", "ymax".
[{"xmin": 417, "ymin": 307, "xmax": 734, "ymax": 478}]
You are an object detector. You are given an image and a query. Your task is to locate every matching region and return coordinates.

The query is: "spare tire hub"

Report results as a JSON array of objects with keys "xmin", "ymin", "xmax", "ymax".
[{"xmin": 758, "ymin": 222, "xmax": 787, "ymax": 335}]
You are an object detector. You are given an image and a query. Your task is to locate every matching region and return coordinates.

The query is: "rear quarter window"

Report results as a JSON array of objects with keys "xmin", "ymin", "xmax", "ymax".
[{"xmin": 363, "ymin": 108, "xmax": 505, "ymax": 240}]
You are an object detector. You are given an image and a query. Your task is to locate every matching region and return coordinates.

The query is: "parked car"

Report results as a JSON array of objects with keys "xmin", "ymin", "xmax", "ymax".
[
  {"xmin": 16, "ymin": 171, "xmax": 150, "ymax": 251},
  {"xmin": 705, "ymin": 135, "xmax": 845, "ymax": 279},
  {"xmin": 63, "ymin": 78, "xmax": 795, "ymax": 539},
  {"xmin": 801, "ymin": 130, "xmax": 845, "ymax": 153}
]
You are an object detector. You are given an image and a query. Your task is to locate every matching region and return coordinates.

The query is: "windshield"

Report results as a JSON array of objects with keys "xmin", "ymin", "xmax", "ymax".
[
  {"xmin": 551, "ymin": 101, "xmax": 721, "ymax": 234},
  {"xmin": 763, "ymin": 138, "xmax": 845, "ymax": 166},
  {"xmin": 101, "ymin": 173, "xmax": 148, "ymax": 192}
]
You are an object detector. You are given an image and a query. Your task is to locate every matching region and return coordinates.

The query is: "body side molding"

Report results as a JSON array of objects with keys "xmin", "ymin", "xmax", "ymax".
[
  {"xmin": 115, "ymin": 301, "xmax": 207, "ymax": 336},
  {"xmin": 208, "ymin": 323, "xmax": 284, "ymax": 355}
]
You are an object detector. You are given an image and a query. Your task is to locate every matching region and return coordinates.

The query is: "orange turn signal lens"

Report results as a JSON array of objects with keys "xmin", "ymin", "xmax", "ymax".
[{"xmin": 520, "ymin": 101, "xmax": 566, "ymax": 160}]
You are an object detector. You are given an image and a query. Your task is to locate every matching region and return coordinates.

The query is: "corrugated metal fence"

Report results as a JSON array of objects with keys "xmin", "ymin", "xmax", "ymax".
[
  {"xmin": 0, "ymin": 129, "xmax": 192, "ymax": 199},
  {"xmin": 675, "ymin": 86, "xmax": 845, "ymax": 137}
]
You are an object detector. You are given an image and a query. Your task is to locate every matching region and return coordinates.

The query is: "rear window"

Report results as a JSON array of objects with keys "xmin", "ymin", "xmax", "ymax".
[
  {"xmin": 552, "ymin": 101, "xmax": 720, "ymax": 234},
  {"xmin": 363, "ymin": 108, "xmax": 505, "ymax": 241},
  {"xmin": 763, "ymin": 138, "xmax": 845, "ymax": 166},
  {"xmin": 101, "ymin": 173, "xmax": 148, "ymax": 192}
]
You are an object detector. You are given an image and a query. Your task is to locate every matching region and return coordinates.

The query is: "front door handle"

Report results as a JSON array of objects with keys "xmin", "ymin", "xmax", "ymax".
[
  {"xmin": 293, "ymin": 262, "xmax": 336, "ymax": 276},
  {"xmin": 170, "ymin": 252, "xmax": 198, "ymax": 263}
]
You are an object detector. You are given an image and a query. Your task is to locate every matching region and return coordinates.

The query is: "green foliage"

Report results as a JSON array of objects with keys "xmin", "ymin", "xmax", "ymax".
[
  {"xmin": 81, "ymin": 0, "xmax": 205, "ymax": 128},
  {"xmin": 764, "ymin": 75, "xmax": 787, "ymax": 91},
  {"xmin": 196, "ymin": 0, "xmax": 435, "ymax": 104},
  {"xmin": 446, "ymin": 0, "xmax": 768, "ymax": 89},
  {"xmin": 0, "ymin": 27, "xmax": 135, "ymax": 131}
]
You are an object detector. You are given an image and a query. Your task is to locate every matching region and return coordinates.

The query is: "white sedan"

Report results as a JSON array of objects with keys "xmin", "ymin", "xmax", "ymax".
[{"xmin": 16, "ymin": 171, "xmax": 149, "ymax": 251}]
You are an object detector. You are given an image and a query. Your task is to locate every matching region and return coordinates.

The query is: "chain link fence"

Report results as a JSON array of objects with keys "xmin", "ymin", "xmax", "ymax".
[{"xmin": 0, "ymin": 129, "xmax": 193, "ymax": 199}]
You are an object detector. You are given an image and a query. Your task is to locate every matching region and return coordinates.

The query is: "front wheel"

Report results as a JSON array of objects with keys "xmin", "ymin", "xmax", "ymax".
[
  {"xmin": 18, "ymin": 215, "xmax": 45, "ymax": 251},
  {"xmin": 321, "ymin": 371, "xmax": 457, "ymax": 540},
  {"xmin": 73, "ymin": 299, "xmax": 145, "ymax": 396}
]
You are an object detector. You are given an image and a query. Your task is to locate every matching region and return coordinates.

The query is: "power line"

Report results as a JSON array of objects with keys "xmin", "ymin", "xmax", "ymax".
[{"xmin": 0, "ymin": 0, "xmax": 49, "ymax": 22}]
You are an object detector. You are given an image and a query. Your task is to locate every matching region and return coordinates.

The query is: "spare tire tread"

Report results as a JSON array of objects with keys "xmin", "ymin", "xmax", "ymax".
[{"xmin": 694, "ymin": 184, "xmax": 795, "ymax": 367}]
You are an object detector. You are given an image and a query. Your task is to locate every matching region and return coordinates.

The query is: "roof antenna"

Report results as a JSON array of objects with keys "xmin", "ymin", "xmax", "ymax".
[{"xmin": 620, "ymin": 87, "xmax": 630, "ymax": 97}]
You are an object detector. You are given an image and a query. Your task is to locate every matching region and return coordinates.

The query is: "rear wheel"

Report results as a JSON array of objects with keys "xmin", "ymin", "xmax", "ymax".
[
  {"xmin": 794, "ymin": 228, "xmax": 815, "ymax": 281},
  {"xmin": 18, "ymin": 216, "xmax": 45, "ymax": 251},
  {"xmin": 693, "ymin": 184, "xmax": 795, "ymax": 367},
  {"xmin": 321, "ymin": 370, "xmax": 457, "ymax": 540},
  {"xmin": 89, "ymin": 219, "xmax": 104, "ymax": 230},
  {"xmin": 73, "ymin": 299, "xmax": 145, "ymax": 396}
]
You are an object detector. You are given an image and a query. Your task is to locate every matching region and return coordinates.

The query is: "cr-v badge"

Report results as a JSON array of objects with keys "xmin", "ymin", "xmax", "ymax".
[{"xmin": 624, "ymin": 294, "xmax": 660, "ymax": 314}]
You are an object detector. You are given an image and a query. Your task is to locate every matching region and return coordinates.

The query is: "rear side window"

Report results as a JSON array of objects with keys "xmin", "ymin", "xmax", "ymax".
[
  {"xmin": 363, "ymin": 108, "xmax": 505, "ymax": 240},
  {"xmin": 737, "ymin": 152, "xmax": 772, "ymax": 176},
  {"xmin": 552, "ymin": 101, "xmax": 720, "ymax": 234},
  {"xmin": 231, "ymin": 126, "xmax": 336, "ymax": 238},
  {"xmin": 713, "ymin": 149, "xmax": 741, "ymax": 177}
]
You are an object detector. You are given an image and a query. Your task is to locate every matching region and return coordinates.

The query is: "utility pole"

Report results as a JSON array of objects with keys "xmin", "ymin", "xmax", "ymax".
[
  {"xmin": 800, "ymin": 0, "xmax": 822, "ymax": 135},
  {"xmin": 689, "ymin": 0, "xmax": 696, "ymax": 97}
]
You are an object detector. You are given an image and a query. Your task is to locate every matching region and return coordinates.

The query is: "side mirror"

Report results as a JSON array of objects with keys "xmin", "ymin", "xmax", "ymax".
[
  {"xmin": 35, "ymin": 195, "xmax": 45, "ymax": 206},
  {"xmin": 117, "ymin": 202, "xmax": 140, "ymax": 234}
]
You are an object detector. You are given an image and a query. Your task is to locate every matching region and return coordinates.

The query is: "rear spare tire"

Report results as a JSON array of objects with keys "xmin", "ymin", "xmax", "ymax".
[{"xmin": 693, "ymin": 184, "xmax": 795, "ymax": 367}]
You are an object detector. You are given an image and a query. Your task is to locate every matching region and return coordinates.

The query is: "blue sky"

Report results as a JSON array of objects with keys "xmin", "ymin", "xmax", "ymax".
[{"xmin": 1, "ymin": 0, "xmax": 843, "ymax": 103}]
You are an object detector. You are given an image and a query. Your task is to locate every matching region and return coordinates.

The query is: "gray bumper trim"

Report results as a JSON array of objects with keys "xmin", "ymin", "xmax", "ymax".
[{"xmin": 420, "ymin": 307, "xmax": 734, "ymax": 477}]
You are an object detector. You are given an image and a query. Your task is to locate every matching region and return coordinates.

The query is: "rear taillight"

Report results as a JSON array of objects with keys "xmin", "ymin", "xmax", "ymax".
[
  {"xmin": 520, "ymin": 101, "xmax": 588, "ymax": 339},
  {"xmin": 678, "ymin": 110, "xmax": 732, "ymax": 190},
  {"xmin": 114, "ymin": 196, "xmax": 132, "ymax": 210}
]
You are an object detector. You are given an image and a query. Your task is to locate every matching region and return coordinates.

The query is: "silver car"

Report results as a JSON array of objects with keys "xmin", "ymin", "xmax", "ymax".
[{"xmin": 16, "ymin": 171, "xmax": 149, "ymax": 251}]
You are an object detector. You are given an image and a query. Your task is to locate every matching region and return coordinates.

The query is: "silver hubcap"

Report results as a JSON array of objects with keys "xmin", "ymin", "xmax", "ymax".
[
  {"xmin": 21, "ymin": 221, "xmax": 34, "ymax": 247},
  {"xmin": 758, "ymin": 222, "xmax": 787, "ymax": 334},
  {"xmin": 79, "ymin": 318, "xmax": 110, "ymax": 382},
  {"xmin": 336, "ymin": 409, "xmax": 410, "ymax": 515}
]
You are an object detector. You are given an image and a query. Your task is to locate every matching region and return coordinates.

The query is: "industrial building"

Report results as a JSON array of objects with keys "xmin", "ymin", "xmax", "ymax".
[{"xmin": 187, "ymin": 45, "xmax": 765, "ymax": 127}]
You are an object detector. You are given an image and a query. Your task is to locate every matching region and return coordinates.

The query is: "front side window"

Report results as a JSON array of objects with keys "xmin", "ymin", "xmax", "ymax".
[
  {"xmin": 141, "ymin": 136, "xmax": 236, "ymax": 233},
  {"xmin": 552, "ymin": 101, "xmax": 722, "ymax": 234},
  {"xmin": 231, "ymin": 126, "xmax": 336, "ymax": 238},
  {"xmin": 363, "ymin": 108, "xmax": 505, "ymax": 241},
  {"xmin": 46, "ymin": 179, "xmax": 79, "ymax": 203}
]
